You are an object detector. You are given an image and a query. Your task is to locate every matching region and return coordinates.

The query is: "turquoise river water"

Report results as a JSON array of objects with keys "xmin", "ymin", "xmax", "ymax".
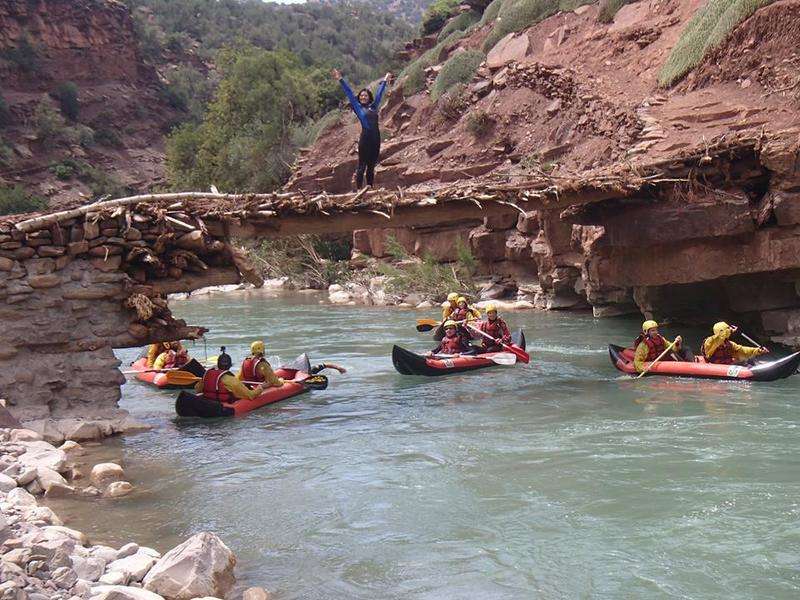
[{"xmin": 48, "ymin": 291, "xmax": 800, "ymax": 599}]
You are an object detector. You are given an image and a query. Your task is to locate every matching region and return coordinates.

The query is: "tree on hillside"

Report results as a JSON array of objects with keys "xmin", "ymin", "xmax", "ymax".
[{"xmin": 167, "ymin": 46, "xmax": 319, "ymax": 192}]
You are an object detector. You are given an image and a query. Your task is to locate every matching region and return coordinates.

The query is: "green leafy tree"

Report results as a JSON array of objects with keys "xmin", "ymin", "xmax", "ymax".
[
  {"xmin": 167, "ymin": 47, "xmax": 320, "ymax": 192},
  {"xmin": 55, "ymin": 82, "xmax": 80, "ymax": 121}
]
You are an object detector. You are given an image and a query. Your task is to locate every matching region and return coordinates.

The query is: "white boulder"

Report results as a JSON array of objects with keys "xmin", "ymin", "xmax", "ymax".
[
  {"xmin": 143, "ymin": 532, "xmax": 236, "ymax": 600},
  {"xmin": 91, "ymin": 585, "xmax": 165, "ymax": 600},
  {"xmin": 0, "ymin": 472, "xmax": 17, "ymax": 492},
  {"xmin": 91, "ymin": 463, "xmax": 125, "ymax": 487},
  {"xmin": 106, "ymin": 551, "xmax": 158, "ymax": 583},
  {"xmin": 105, "ymin": 481, "xmax": 134, "ymax": 498}
]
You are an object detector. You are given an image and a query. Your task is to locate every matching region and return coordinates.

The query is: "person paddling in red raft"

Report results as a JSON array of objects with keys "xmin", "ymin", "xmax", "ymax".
[
  {"xmin": 633, "ymin": 320, "xmax": 693, "ymax": 373},
  {"xmin": 196, "ymin": 347, "xmax": 269, "ymax": 403},
  {"xmin": 701, "ymin": 322, "xmax": 768, "ymax": 365},
  {"xmin": 238, "ymin": 340, "xmax": 285, "ymax": 389},
  {"xmin": 474, "ymin": 303, "xmax": 511, "ymax": 353},
  {"xmin": 427, "ymin": 320, "xmax": 475, "ymax": 357}
]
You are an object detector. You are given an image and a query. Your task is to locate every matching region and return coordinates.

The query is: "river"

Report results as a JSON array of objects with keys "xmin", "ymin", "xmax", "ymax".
[{"xmin": 48, "ymin": 291, "xmax": 800, "ymax": 599}]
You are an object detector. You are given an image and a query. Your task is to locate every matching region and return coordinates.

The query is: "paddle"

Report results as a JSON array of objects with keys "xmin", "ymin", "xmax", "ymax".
[
  {"xmin": 466, "ymin": 324, "xmax": 530, "ymax": 364},
  {"xmin": 432, "ymin": 352, "xmax": 516, "ymax": 365},
  {"xmin": 165, "ymin": 373, "xmax": 329, "ymax": 391},
  {"xmin": 416, "ymin": 318, "xmax": 467, "ymax": 333},
  {"xmin": 636, "ymin": 339, "xmax": 676, "ymax": 379}
]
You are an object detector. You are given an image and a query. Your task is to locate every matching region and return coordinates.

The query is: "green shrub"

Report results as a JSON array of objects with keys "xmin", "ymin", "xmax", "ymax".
[
  {"xmin": 439, "ymin": 10, "xmax": 481, "ymax": 39},
  {"xmin": 1, "ymin": 35, "xmax": 39, "ymax": 74},
  {"xmin": 597, "ymin": 0, "xmax": 629, "ymax": 23},
  {"xmin": 0, "ymin": 186, "xmax": 47, "ymax": 216},
  {"xmin": 659, "ymin": 0, "xmax": 776, "ymax": 87},
  {"xmin": 378, "ymin": 235, "xmax": 477, "ymax": 300},
  {"xmin": 431, "ymin": 49, "xmax": 485, "ymax": 101},
  {"xmin": 0, "ymin": 137, "xmax": 14, "ymax": 168},
  {"xmin": 482, "ymin": 0, "xmax": 593, "ymax": 52},
  {"xmin": 437, "ymin": 83, "xmax": 470, "ymax": 120},
  {"xmin": 479, "ymin": 0, "xmax": 506, "ymax": 25},
  {"xmin": 55, "ymin": 82, "xmax": 80, "ymax": 121},
  {"xmin": 421, "ymin": 0, "xmax": 460, "ymax": 35},
  {"xmin": 399, "ymin": 29, "xmax": 470, "ymax": 96},
  {"xmin": 33, "ymin": 99, "xmax": 66, "ymax": 140},
  {"xmin": 50, "ymin": 162, "xmax": 75, "ymax": 180},
  {"xmin": 466, "ymin": 110, "xmax": 493, "ymax": 137},
  {"xmin": 94, "ymin": 128, "xmax": 123, "ymax": 148},
  {"xmin": 0, "ymin": 95, "xmax": 10, "ymax": 127}
]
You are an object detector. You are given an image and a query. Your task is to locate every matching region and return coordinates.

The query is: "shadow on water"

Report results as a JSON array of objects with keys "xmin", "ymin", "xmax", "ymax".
[{"xmin": 52, "ymin": 291, "xmax": 800, "ymax": 599}]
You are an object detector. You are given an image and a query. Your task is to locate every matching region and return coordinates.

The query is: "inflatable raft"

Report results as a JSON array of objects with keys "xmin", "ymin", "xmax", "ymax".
[
  {"xmin": 175, "ymin": 353, "xmax": 316, "ymax": 417},
  {"xmin": 609, "ymin": 344, "xmax": 800, "ymax": 381},
  {"xmin": 130, "ymin": 357, "xmax": 205, "ymax": 389},
  {"xmin": 393, "ymin": 331, "xmax": 526, "ymax": 376}
]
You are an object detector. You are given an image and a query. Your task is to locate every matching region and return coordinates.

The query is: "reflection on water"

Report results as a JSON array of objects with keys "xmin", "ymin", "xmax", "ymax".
[{"xmin": 50, "ymin": 291, "xmax": 800, "ymax": 599}]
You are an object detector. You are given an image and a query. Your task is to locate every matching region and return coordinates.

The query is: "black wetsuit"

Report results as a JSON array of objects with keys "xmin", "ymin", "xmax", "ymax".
[{"xmin": 340, "ymin": 78, "xmax": 387, "ymax": 188}]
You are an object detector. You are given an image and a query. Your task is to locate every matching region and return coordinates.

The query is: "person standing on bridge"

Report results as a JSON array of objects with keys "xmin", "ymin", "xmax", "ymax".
[{"xmin": 332, "ymin": 68, "xmax": 391, "ymax": 189}]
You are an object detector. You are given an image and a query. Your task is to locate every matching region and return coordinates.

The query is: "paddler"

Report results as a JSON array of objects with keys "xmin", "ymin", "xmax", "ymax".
[
  {"xmin": 701, "ymin": 322, "xmax": 768, "ymax": 365},
  {"xmin": 427, "ymin": 320, "xmax": 475, "ymax": 356},
  {"xmin": 633, "ymin": 320, "xmax": 693, "ymax": 372},
  {"xmin": 475, "ymin": 303, "xmax": 511, "ymax": 353},
  {"xmin": 146, "ymin": 342, "xmax": 170, "ymax": 367},
  {"xmin": 153, "ymin": 341, "xmax": 189, "ymax": 370},
  {"xmin": 195, "ymin": 347, "xmax": 268, "ymax": 402},
  {"xmin": 237, "ymin": 341, "xmax": 285, "ymax": 388},
  {"xmin": 451, "ymin": 296, "xmax": 481, "ymax": 323},
  {"xmin": 441, "ymin": 292, "xmax": 460, "ymax": 321}
]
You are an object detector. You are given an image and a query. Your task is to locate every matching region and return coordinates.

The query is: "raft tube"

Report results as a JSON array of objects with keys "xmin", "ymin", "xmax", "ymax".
[
  {"xmin": 393, "ymin": 330, "xmax": 526, "ymax": 376},
  {"xmin": 174, "ymin": 353, "xmax": 314, "ymax": 418},
  {"xmin": 609, "ymin": 344, "xmax": 800, "ymax": 381},
  {"xmin": 130, "ymin": 357, "xmax": 205, "ymax": 389}
]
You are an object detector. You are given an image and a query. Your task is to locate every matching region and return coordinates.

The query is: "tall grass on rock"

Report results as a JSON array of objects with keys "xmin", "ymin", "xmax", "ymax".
[
  {"xmin": 597, "ymin": 0, "xmax": 629, "ymax": 23},
  {"xmin": 0, "ymin": 186, "xmax": 47, "ymax": 216},
  {"xmin": 439, "ymin": 10, "xmax": 481, "ymax": 39},
  {"xmin": 399, "ymin": 29, "xmax": 470, "ymax": 96},
  {"xmin": 431, "ymin": 50, "xmax": 485, "ymax": 101},
  {"xmin": 482, "ymin": 0, "xmax": 594, "ymax": 52},
  {"xmin": 659, "ymin": 0, "xmax": 776, "ymax": 87}
]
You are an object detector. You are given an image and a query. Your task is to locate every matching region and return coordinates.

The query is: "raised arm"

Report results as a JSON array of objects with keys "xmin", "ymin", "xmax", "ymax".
[
  {"xmin": 372, "ymin": 77, "xmax": 388, "ymax": 109},
  {"xmin": 338, "ymin": 77, "xmax": 369, "ymax": 129}
]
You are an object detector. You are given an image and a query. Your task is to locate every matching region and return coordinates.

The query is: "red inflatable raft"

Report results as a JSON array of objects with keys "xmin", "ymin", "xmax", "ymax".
[
  {"xmin": 393, "ymin": 331, "xmax": 526, "ymax": 376},
  {"xmin": 130, "ymin": 357, "xmax": 205, "ymax": 389},
  {"xmin": 609, "ymin": 344, "xmax": 800, "ymax": 381},
  {"xmin": 174, "ymin": 353, "xmax": 318, "ymax": 417}
]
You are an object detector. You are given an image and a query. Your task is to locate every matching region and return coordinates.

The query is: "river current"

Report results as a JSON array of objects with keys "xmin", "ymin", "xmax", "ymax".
[{"xmin": 49, "ymin": 291, "xmax": 800, "ymax": 599}]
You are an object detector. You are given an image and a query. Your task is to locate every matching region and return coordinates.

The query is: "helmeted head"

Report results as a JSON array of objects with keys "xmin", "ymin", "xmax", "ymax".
[
  {"xmin": 443, "ymin": 320, "xmax": 458, "ymax": 336},
  {"xmin": 642, "ymin": 320, "xmax": 659, "ymax": 335},
  {"xmin": 162, "ymin": 341, "xmax": 172, "ymax": 350},
  {"xmin": 250, "ymin": 340, "xmax": 265, "ymax": 356},
  {"xmin": 713, "ymin": 321, "xmax": 732, "ymax": 339},
  {"xmin": 358, "ymin": 88, "xmax": 374, "ymax": 107},
  {"xmin": 457, "ymin": 296, "xmax": 467, "ymax": 308},
  {"xmin": 485, "ymin": 303, "xmax": 498, "ymax": 320},
  {"xmin": 447, "ymin": 292, "xmax": 459, "ymax": 305},
  {"xmin": 217, "ymin": 346, "xmax": 232, "ymax": 370}
]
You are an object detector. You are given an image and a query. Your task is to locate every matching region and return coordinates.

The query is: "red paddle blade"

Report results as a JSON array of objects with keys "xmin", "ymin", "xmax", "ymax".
[{"xmin": 505, "ymin": 344, "xmax": 530, "ymax": 364}]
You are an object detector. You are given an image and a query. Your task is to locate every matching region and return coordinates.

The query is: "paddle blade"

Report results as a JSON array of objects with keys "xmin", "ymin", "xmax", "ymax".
[
  {"xmin": 505, "ymin": 345, "xmax": 530, "ymax": 364},
  {"xmin": 416, "ymin": 323, "xmax": 436, "ymax": 332},
  {"xmin": 489, "ymin": 353, "xmax": 517, "ymax": 366},
  {"xmin": 302, "ymin": 374, "xmax": 328, "ymax": 390},
  {"xmin": 163, "ymin": 371, "xmax": 201, "ymax": 387}
]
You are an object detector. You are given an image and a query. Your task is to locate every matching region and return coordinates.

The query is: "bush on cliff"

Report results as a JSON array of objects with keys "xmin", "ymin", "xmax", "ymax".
[
  {"xmin": 421, "ymin": 0, "xmax": 461, "ymax": 35},
  {"xmin": 431, "ymin": 50, "xmax": 485, "ymax": 101},
  {"xmin": 479, "ymin": 0, "xmax": 506, "ymax": 26},
  {"xmin": 439, "ymin": 10, "xmax": 481, "ymax": 39},
  {"xmin": 398, "ymin": 29, "xmax": 469, "ymax": 96},
  {"xmin": 0, "ymin": 95, "xmax": 11, "ymax": 127},
  {"xmin": 482, "ymin": 0, "xmax": 593, "ymax": 52},
  {"xmin": 55, "ymin": 82, "xmax": 80, "ymax": 121},
  {"xmin": 33, "ymin": 99, "xmax": 66, "ymax": 141},
  {"xmin": 1, "ymin": 35, "xmax": 40, "ymax": 74},
  {"xmin": 0, "ymin": 186, "xmax": 47, "ymax": 216},
  {"xmin": 659, "ymin": 0, "xmax": 776, "ymax": 87}
]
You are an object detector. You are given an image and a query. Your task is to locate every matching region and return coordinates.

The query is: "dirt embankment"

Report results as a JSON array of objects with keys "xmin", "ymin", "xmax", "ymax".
[{"xmin": 287, "ymin": 0, "xmax": 800, "ymax": 341}]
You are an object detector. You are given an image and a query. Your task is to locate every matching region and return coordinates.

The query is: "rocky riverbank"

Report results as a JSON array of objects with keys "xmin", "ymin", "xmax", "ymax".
[{"xmin": 0, "ymin": 425, "xmax": 270, "ymax": 600}]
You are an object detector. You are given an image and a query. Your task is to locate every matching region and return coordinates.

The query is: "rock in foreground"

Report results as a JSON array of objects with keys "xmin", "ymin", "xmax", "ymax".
[{"xmin": 143, "ymin": 532, "xmax": 236, "ymax": 600}]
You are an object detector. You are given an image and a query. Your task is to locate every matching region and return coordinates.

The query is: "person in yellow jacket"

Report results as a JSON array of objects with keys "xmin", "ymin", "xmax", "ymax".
[
  {"xmin": 441, "ymin": 292, "xmax": 460, "ymax": 321},
  {"xmin": 701, "ymin": 322, "xmax": 768, "ymax": 365},
  {"xmin": 153, "ymin": 341, "xmax": 188, "ymax": 370},
  {"xmin": 146, "ymin": 342, "xmax": 170, "ymax": 367},
  {"xmin": 633, "ymin": 320, "xmax": 692, "ymax": 372},
  {"xmin": 195, "ymin": 348, "xmax": 268, "ymax": 402},
  {"xmin": 237, "ymin": 341, "xmax": 284, "ymax": 388}
]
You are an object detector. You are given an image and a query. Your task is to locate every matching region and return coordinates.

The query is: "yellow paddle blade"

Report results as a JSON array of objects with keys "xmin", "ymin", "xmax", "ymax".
[
  {"xmin": 163, "ymin": 371, "xmax": 201, "ymax": 386},
  {"xmin": 416, "ymin": 318, "xmax": 439, "ymax": 327}
]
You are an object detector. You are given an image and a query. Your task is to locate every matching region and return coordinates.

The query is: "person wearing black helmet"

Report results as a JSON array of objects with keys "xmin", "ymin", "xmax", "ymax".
[{"xmin": 195, "ymin": 347, "xmax": 270, "ymax": 403}]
